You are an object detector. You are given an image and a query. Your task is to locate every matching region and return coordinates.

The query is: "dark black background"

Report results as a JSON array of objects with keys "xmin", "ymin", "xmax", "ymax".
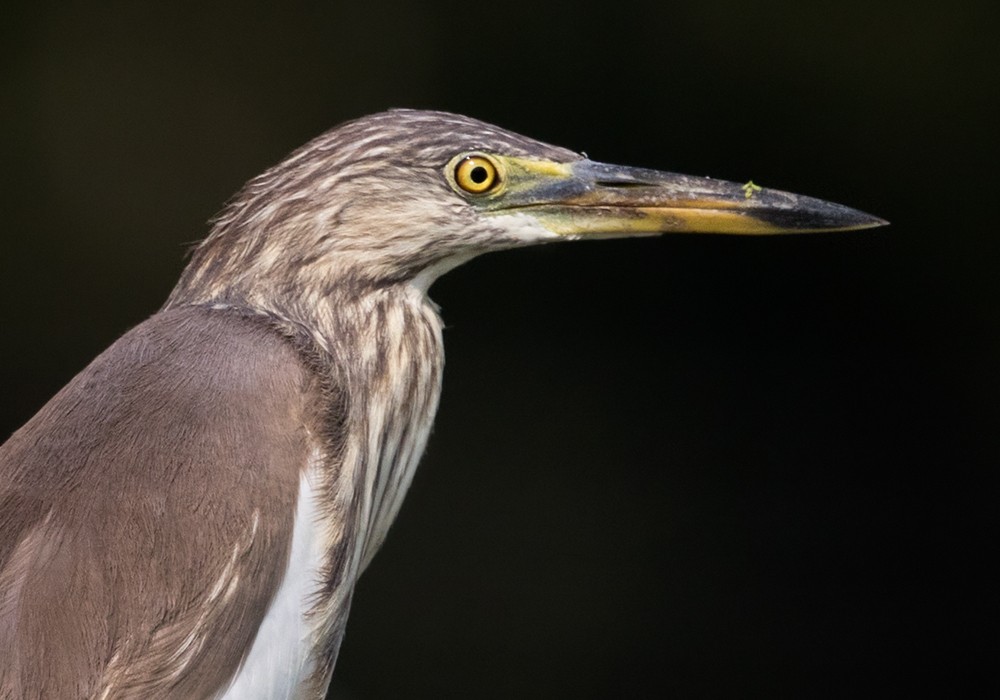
[{"xmin": 2, "ymin": 1, "xmax": 996, "ymax": 697}]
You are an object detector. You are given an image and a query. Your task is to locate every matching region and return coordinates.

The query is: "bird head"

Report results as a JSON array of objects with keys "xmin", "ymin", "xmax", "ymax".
[{"xmin": 168, "ymin": 109, "xmax": 884, "ymax": 310}]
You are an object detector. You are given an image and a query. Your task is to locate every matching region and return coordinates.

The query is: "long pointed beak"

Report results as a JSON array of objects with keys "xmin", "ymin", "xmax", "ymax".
[{"xmin": 494, "ymin": 158, "xmax": 887, "ymax": 237}]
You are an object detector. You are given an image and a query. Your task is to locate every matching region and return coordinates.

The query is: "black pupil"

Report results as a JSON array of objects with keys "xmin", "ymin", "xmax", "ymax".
[{"xmin": 470, "ymin": 165, "xmax": 489, "ymax": 184}]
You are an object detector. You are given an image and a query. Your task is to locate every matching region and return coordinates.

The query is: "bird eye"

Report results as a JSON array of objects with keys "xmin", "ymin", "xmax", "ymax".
[{"xmin": 454, "ymin": 155, "xmax": 500, "ymax": 194}]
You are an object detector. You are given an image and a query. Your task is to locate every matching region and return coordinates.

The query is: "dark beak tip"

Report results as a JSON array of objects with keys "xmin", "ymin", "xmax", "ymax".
[
  {"xmin": 848, "ymin": 211, "xmax": 890, "ymax": 231},
  {"xmin": 754, "ymin": 204, "xmax": 888, "ymax": 233}
]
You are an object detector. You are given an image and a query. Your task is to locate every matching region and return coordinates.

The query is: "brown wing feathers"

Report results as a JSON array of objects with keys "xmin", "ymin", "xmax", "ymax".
[{"xmin": 0, "ymin": 307, "xmax": 323, "ymax": 699}]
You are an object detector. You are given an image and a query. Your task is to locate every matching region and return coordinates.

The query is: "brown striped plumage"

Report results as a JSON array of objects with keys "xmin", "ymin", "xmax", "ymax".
[
  {"xmin": 1, "ymin": 109, "xmax": 884, "ymax": 699},
  {"xmin": 1, "ymin": 110, "xmax": 582, "ymax": 699}
]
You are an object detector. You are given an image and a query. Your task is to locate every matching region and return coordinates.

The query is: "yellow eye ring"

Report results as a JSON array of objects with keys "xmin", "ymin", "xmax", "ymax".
[{"xmin": 454, "ymin": 155, "xmax": 500, "ymax": 194}]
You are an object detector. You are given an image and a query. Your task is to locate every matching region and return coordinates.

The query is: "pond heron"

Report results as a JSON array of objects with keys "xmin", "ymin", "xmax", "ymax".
[{"xmin": 0, "ymin": 110, "xmax": 884, "ymax": 698}]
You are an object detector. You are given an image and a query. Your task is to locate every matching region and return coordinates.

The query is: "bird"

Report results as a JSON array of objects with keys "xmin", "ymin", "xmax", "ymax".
[{"xmin": 0, "ymin": 109, "xmax": 885, "ymax": 699}]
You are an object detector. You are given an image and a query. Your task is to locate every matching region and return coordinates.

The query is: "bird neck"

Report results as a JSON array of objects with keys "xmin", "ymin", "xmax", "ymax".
[
  {"xmin": 291, "ymin": 283, "xmax": 447, "ymax": 684},
  {"xmin": 313, "ymin": 284, "xmax": 446, "ymax": 560}
]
